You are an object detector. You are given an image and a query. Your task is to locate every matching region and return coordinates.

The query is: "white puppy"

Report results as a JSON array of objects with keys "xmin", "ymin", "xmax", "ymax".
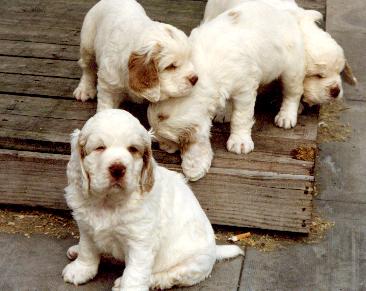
[
  {"xmin": 62, "ymin": 109, "xmax": 243, "ymax": 290},
  {"xmin": 74, "ymin": 0, "xmax": 198, "ymax": 112},
  {"xmin": 204, "ymin": 0, "xmax": 357, "ymax": 106},
  {"xmin": 148, "ymin": 2, "xmax": 307, "ymax": 181}
]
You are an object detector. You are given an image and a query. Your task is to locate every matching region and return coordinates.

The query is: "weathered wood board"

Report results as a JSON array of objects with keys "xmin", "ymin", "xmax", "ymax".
[{"xmin": 0, "ymin": 0, "xmax": 326, "ymax": 233}]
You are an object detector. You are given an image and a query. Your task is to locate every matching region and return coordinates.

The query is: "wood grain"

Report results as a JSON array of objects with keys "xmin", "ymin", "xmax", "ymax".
[
  {"xmin": 0, "ymin": 149, "xmax": 313, "ymax": 233},
  {"xmin": 0, "ymin": 0, "xmax": 326, "ymax": 232}
]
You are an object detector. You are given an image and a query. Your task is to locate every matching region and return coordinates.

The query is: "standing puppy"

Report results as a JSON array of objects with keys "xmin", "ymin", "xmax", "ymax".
[
  {"xmin": 148, "ymin": 2, "xmax": 306, "ymax": 181},
  {"xmin": 62, "ymin": 110, "xmax": 243, "ymax": 290},
  {"xmin": 204, "ymin": 0, "xmax": 357, "ymax": 106},
  {"xmin": 74, "ymin": 0, "xmax": 198, "ymax": 111}
]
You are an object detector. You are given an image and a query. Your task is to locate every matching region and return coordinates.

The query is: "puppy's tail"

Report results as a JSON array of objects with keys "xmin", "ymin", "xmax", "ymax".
[{"xmin": 215, "ymin": 245, "xmax": 244, "ymax": 261}]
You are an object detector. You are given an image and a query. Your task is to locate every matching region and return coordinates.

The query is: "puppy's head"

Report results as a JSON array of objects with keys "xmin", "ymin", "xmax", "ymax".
[
  {"xmin": 301, "ymin": 10, "xmax": 357, "ymax": 105},
  {"xmin": 147, "ymin": 94, "xmax": 211, "ymax": 154},
  {"xmin": 69, "ymin": 110, "xmax": 154, "ymax": 200},
  {"xmin": 128, "ymin": 24, "xmax": 198, "ymax": 102}
]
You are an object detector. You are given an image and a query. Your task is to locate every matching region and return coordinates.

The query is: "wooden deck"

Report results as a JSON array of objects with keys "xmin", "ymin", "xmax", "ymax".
[{"xmin": 0, "ymin": 0, "xmax": 325, "ymax": 233}]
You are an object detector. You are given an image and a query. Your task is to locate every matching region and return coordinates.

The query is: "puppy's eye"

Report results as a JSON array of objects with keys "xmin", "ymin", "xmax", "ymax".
[
  {"xmin": 128, "ymin": 146, "xmax": 139, "ymax": 154},
  {"xmin": 95, "ymin": 146, "xmax": 106, "ymax": 152},
  {"xmin": 315, "ymin": 74, "xmax": 324, "ymax": 78},
  {"xmin": 165, "ymin": 64, "xmax": 177, "ymax": 71}
]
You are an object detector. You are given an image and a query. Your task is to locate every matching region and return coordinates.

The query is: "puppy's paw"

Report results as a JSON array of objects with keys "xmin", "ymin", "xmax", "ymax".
[
  {"xmin": 66, "ymin": 244, "xmax": 79, "ymax": 260},
  {"xmin": 62, "ymin": 260, "xmax": 98, "ymax": 285},
  {"xmin": 275, "ymin": 110, "xmax": 297, "ymax": 129},
  {"xmin": 227, "ymin": 134, "xmax": 254, "ymax": 154},
  {"xmin": 73, "ymin": 82, "xmax": 96, "ymax": 102},
  {"xmin": 159, "ymin": 140, "xmax": 179, "ymax": 154},
  {"xmin": 182, "ymin": 154, "xmax": 211, "ymax": 181},
  {"xmin": 112, "ymin": 276, "xmax": 122, "ymax": 291}
]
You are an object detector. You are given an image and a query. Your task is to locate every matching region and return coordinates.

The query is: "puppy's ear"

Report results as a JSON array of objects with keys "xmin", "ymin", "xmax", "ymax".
[
  {"xmin": 128, "ymin": 49, "xmax": 160, "ymax": 103},
  {"xmin": 140, "ymin": 147, "xmax": 155, "ymax": 193},
  {"xmin": 342, "ymin": 60, "xmax": 358, "ymax": 86},
  {"xmin": 68, "ymin": 129, "xmax": 89, "ymax": 197}
]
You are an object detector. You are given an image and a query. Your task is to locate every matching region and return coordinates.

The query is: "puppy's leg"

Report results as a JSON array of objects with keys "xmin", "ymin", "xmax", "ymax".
[
  {"xmin": 227, "ymin": 90, "xmax": 256, "ymax": 154},
  {"xmin": 179, "ymin": 123, "xmax": 213, "ymax": 181},
  {"xmin": 150, "ymin": 254, "xmax": 215, "ymax": 289},
  {"xmin": 73, "ymin": 48, "xmax": 97, "ymax": 102},
  {"xmin": 62, "ymin": 229, "xmax": 100, "ymax": 285},
  {"xmin": 275, "ymin": 71, "xmax": 304, "ymax": 129},
  {"xmin": 73, "ymin": 10, "xmax": 98, "ymax": 102},
  {"xmin": 112, "ymin": 247, "xmax": 154, "ymax": 291},
  {"xmin": 96, "ymin": 84, "xmax": 123, "ymax": 112}
]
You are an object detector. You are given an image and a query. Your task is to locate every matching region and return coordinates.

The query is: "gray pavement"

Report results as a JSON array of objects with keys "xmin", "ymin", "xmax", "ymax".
[{"xmin": 1, "ymin": 1, "xmax": 365, "ymax": 290}]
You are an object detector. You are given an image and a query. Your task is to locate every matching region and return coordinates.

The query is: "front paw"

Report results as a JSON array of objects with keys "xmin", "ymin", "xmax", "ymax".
[
  {"xmin": 182, "ymin": 152, "xmax": 212, "ymax": 181},
  {"xmin": 159, "ymin": 140, "xmax": 179, "ymax": 154},
  {"xmin": 275, "ymin": 110, "xmax": 297, "ymax": 129},
  {"xmin": 227, "ymin": 134, "xmax": 254, "ymax": 154},
  {"xmin": 73, "ymin": 83, "xmax": 96, "ymax": 102},
  {"xmin": 62, "ymin": 260, "xmax": 98, "ymax": 285}
]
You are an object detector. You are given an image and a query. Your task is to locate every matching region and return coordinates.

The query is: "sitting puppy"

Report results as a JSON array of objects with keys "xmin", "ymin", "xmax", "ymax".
[
  {"xmin": 74, "ymin": 0, "xmax": 198, "ymax": 112},
  {"xmin": 62, "ymin": 109, "xmax": 243, "ymax": 290},
  {"xmin": 204, "ymin": 0, "xmax": 357, "ymax": 106},
  {"xmin": 148, "ymin": 2, "xmax": 307, "ymax": 181}
]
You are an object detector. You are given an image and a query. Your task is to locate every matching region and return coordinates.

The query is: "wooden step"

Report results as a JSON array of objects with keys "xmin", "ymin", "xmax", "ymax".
[{"xmin": 0, "ymin": 0, "xmax": 326, "ymax": 233}]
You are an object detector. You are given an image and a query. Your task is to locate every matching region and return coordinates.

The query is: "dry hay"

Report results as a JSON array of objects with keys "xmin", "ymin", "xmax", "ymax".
[
  {"xmin": 318, "ymin": 100, "xmax": 351, "ymax": 143},
  {"xmin": 0, "ymin": 207, "xmax": 78, "ymax": 239},
  {"xmin": 291, "ymin": 145, "xmax": 317, "ymax": 162},
  {"xmin": 0, "ymin": 206, "xmax": 333, "ymax": 252},
  {"xmin": 214, "ymin": 213, "xmax": 334, "ymax": 252}
]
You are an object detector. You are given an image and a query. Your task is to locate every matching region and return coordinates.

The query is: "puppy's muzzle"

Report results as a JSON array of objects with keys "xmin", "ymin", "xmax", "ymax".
[{"xmin": 109, "ymin": 163, "xmax": 126, "ymax": 180}]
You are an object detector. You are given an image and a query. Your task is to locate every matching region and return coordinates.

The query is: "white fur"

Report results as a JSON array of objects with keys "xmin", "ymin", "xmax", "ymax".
[
  {"xmin": 74, "ymin": 0, "xmax": 197, "ymax": 111},
  {"xmin": 62, "ymin": 109, "xmax": 243, "ymax": 290},
  {"xmin": 148, "ymin": 2, "xmax": 306, "ymax": 181},
  {"xmin": 204, "ymin": 0, "xmax": 353, "ymax": 106}
]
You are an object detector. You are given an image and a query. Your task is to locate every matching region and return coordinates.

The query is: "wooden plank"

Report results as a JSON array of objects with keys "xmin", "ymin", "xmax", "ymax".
[
  {"xmin": 0, "ymin": 149, "xmax": 312, "ymax": 233},
  {"xmin": 0, "ymin": 0, "xmax": 325, "ymax": 45},
  {"xmin": 0, "ymin": 94, "xmax": 317, "ymax": 153},
  {"xmin": 0, "ymin": 39, "xmax": 79, "ymax": 61},
  {"xmin": 0, "ymin": 56, "xmax": 80, "ymax": 79},
  {"xmin": 0, "ymin": 73, "xmax": 78, "ymax": 98}
]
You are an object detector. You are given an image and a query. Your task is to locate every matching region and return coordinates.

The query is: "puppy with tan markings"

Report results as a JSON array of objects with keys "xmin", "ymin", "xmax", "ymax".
[
  {"xmin": 148, "ymin": 2, "xmax": 307, "ymax": 181},
  {"xmin": 62, "ymin": 109, "xmax": 243, "ymax": 290},
  {"xmin": 74, "ymin": 0, "xmax": 198, "ymax": 112},
  {"xmin": 204, "ymin": 0, "xmax": 357, "ymax": 106}
]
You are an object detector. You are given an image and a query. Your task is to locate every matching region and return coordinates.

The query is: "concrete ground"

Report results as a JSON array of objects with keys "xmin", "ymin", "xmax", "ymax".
[{"xmin": 0, "ymin": 1, "xmax": 365, "ymax": 290}]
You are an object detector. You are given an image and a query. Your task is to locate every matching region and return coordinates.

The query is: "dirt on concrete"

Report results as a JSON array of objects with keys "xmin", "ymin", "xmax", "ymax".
[
  {"xmin": 317, "ymin": 100, "xmax": 351, "ymax": 143},
  {"xmin": 0, "ymin": 206, "xmax": 332, "ymax": 252},
  {"xmin": 0, "ymin": 207, "xmax": 78, "ymax": 239}
]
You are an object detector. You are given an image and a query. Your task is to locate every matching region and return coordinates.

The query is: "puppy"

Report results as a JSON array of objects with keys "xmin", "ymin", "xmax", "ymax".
[
  {"xmin": 204, "ymin": 0, "xmax": 357, "ymax": 106},
  {"xmin": 148, "ymin": 2, "xmax": 307, "ymax": 181},
  {"xmin": 74, "ymin": 0, "xmax": 198, "ymax": 112},
  {"xmin": 62, "ymin": 109, "xmax": 243, "ymax": 290}
]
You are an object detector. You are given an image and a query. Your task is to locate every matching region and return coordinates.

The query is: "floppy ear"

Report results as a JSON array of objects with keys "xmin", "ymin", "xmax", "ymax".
[
  {"xmin": 68, "ymin": 129, "xmax": 89, "ymax": 198},
  {"xmin": 128, "ymin": 51, "xmax": 160, "ymax": 102},
  {"xmin": 140, "ymin": 147, "xmax": 155, "ymax": 193},
  {"xmin": 342, "ymin": 61, "xmax": 358, "ymax": 86}
]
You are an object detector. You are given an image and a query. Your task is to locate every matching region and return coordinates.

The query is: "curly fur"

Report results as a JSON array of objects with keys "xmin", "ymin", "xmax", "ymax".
[{"xmin": 62, "ymin": 109, "xmax": 243, "ymax": 290}]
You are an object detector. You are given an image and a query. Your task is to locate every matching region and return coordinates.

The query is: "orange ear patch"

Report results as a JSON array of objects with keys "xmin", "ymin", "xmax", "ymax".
[
  {"xmin": 128, "ymin": 53, "xmax": 159, "ymax": 93},
  {"xmin": 140, "ymin": 147, "xmax": 155, "ymax": 193}
]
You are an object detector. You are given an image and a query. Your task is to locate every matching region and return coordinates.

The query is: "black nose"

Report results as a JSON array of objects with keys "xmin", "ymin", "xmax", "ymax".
[
  {"xmin": 188, "ymin": 75, "xmax": 198, "ymax": 86},
  {"xmin": 109, "ymin": 163, "xmax": 126, "ymax": 179},
  {"xmin": 330, "ymin": 86, "xmax": 340, "ymax": 98}
]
